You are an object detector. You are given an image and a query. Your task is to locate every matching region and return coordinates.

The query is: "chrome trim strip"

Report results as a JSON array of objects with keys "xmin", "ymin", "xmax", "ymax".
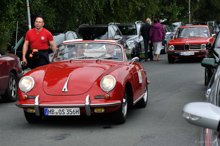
[
  {"xmin": 34, "ymin": 95, "xmax": 40, "ymax": 116},
  {"xmin": 90, "ymin": 101, "xmax": 121, "ymax": 107},
  {"xmin": 62, "ymin": 73, "xmax": 72, "ymax": 92},
  {"xmin": 85, "ymin": 95, "xmax": 91, "ymax": 116},
  {"xmin": 133, "ymin": 93, "xmax": 145, "ymax": 104}
]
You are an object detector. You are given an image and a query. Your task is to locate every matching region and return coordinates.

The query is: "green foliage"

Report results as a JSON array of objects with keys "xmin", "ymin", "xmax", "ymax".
[{"xmin": 1, "ymin": 0, "xmax": 220, "ymax": 49}]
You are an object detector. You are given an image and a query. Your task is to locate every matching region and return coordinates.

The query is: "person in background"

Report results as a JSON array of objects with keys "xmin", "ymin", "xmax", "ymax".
[
  {"xmin": 149, "ymin": 18, "xmax": 165, "ymax": 61},
  {"xmin": 75, "ymin": 44, "xmax": 86, "ymax": 57},
  {"xmin": 22, "ymin": 16, "xmax": 56, "ymax": 69},
  {"xmin": 141, "ymin": 18, "xmax": 153, "ymax": 61}
]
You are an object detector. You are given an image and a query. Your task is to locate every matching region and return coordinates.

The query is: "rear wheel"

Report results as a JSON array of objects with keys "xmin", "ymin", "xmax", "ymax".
[
  {"xmin": 111, "ymin": 89, "xmax": 128, "ymax": 124},
  {"xmin": 168, "ymin": 54, "xmax": 174, "ymax": 63},
  {"xmin": 24, "ymin": 111, "xmax": 42, "ymax": 123},
  {"xmin": 2, "ymin": 73, "xmax": 18, "ymax": 102}
]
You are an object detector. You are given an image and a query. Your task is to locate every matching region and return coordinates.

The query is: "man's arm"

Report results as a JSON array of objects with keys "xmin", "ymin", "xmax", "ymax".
[
  {"xmin": 22, "ymin": 40, "xmax": 29, "ymax": 65},
  {"xmin": 49, "ymin": 41, "xmax": 56, "ymax": 52}
]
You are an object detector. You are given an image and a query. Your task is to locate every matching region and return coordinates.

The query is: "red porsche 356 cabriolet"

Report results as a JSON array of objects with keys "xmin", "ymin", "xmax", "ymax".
[
  {"xmin": 167, "ymin": 25, "xmax": 215, "ymax": 63},
  {"xmin": 16, "ymin": 40, "xmax": 149, "ymax": 124}
]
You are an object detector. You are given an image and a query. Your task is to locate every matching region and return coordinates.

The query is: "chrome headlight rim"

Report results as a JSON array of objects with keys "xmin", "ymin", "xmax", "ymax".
[
  {"xmin": 201, "ymin": 44, "xmax": 206, "ymax": 50},
  {"xmin": 100, "ymin": 75, "xmax": 116, "ymax": 92},
  {"xmin": 127, "ymin": 40, "xmax": 135, "ymax": 49},
  {"xmin": 19, "ymin": 76, "xmax": 35, "ymax": 93},
  {"xmin": 168, "ymin": 45, "xmax": 175, "ymax": 51}
]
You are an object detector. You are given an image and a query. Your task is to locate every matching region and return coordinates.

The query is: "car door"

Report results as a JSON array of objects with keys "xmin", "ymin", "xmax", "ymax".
[{"xmin": 0, "ymin": 53, "xmax": 10, "ymax": 93}]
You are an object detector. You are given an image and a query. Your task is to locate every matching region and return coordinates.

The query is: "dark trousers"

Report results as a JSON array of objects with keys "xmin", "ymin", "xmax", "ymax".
[{"xmin": 144, "ymin": 39, "xmax": 153, "ymax": 60}]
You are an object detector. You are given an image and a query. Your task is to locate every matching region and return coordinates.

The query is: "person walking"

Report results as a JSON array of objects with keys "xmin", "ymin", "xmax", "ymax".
[
  {"xmin": 141, "ymin": 18, "xmax": 153, "ymax": 61},
  {"xmin": 149, "ymin": 18, "xmax": 165, "ymax": 61},
  {"xmin": 22, "ymin": 16, "xmax": 56, "ymax": 69}
]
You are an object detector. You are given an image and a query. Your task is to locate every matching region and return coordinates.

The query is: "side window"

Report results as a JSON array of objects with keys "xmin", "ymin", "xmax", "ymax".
[{"xmin": 66, "ymin": 32, "xmax": 75, "ymax": 40}]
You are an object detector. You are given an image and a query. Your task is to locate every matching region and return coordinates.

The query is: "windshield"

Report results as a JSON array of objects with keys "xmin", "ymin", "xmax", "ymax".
[
  {"xmin": 174, "ymin": 27, "xmax": 209, "ymax": 38},
  {"xmin": 52, "ymin": 42, "xmax": 123, "ymax": 62},
  {"xmin": 118, "ymin": 24, "xmax": 137, "ymax": 35}
]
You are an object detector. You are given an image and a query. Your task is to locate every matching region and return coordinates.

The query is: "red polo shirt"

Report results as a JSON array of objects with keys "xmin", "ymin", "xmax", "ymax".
[{"xmin": 25, "ymin": 28, "xmax": 53, "ymax": 50}]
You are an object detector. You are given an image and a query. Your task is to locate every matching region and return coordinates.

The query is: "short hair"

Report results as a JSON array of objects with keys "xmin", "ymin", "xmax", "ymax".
[
  {"xmin": 146, "ymin": 18, "xmax": 151, "ymax": 24},
  {"xmin": 35, "ymin": 16, "xmax": 44, "ymax": 23}
]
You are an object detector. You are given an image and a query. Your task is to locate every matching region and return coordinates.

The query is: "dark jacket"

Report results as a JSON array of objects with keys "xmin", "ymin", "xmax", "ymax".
[
  {"xmin": 141, "ymin": 23, "xmax": 151, "ymax": 40},
  {"xmin": 149, "ymin": 23, "xmax": 165, "ymax": 42}
]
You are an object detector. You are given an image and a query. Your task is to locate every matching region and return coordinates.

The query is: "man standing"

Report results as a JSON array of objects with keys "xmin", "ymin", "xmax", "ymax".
[
  {"xmin": 149, "ymin": 18, "xmax": 165, "ymax": 61},
  {"xmin": 22, "ymin": 17, "xmax": 56, "ymax": 68},
  {"xmin": 141, "ymin": 18, "xmax": 153, "ymax": 61}
]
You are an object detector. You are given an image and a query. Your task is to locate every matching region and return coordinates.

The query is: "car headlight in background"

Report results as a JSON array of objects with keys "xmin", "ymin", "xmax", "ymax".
[
  {"xmin": 168, "ymin": 45, "xmax": 175, "ymax": 51},
  {"xmin": 201, "ymin": 44, "xmax": 206, "ymax": 49},
  {"xmin": 127, "ymin": 41, "xmax": 135, "ymax": 49},
  {"xmin": 100, "ymin": 75, "xmax": 116, "ymax": 92},
  {"xmin": 19, "ymin": 76, "xmax": 35, "ymax": 93}
]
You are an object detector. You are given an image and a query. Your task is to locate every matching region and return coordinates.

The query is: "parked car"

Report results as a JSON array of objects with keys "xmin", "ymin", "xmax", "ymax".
[
  {"xmin": 117, "ymin": 21, "xmax": 145, "ymax": 59},
  {"xmin": 0, "ymin": 49, "xmax": 23, "ymax": 102},
  {"xmin": 161, "ymin": 24, "xmax": 174, "ymax": 54},
  {"xmin": 16, "ymin": 40, "xmax": 149, "ymax": 124},
  {"xmin": 201, "ymin": 32, "xmax": 220, "ymax": 86},
  {"xmin": 207, "ymin": 21, "xmax": 220, "ymax": 34},
  {"xmin": 182, "ymin": 69, "xmax": 220, "ymax": 145},
  {"xmin": 8, "ymin": 31, "xmax": 81, "ymax": 64},
  {"xmin": 76, "ymin": 23, "xmax": 126, "ymax": 52},
  {"xmin": 171, "ymin": 21, "xmax": 185, "ymax": 32},
  {"xmin": 167, "ymin": 25, "xmax": 215, "ymax": 63}
]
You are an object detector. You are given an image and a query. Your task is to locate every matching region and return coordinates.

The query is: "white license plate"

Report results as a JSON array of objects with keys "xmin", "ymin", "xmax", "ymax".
[
  {"xmin": 179, "ymin": 51, "xmax": 195, "ymax": 56},
  {"xmin": 44, "ymin": 108, "xmax": 80, "ymax": 116}
]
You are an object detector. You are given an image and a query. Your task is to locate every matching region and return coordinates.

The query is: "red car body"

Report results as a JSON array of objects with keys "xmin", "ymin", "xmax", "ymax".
[
  {"xmin": 16, "ymin": 40, "xmax": 149, "ymax": 124},
  {"xmin": 167, "ymin": 25, "xmax": 215, "ymax": 63},
  {"xmin": 0, "ymin": 51, "xmax": 23, "ymax": 102}
]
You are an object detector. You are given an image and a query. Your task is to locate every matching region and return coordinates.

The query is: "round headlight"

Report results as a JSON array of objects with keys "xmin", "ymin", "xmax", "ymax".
[
  {"xmin": 168, "ymin": 45, "xmax": 174, "ymax": 51},
  {"xmin": 201, "ymin": 44, "xmax": 206, "ymax": 50},
  {"xmin": 127, "ymin": 41, "xmax": 135, "ymax": 49},
  {"xmin": 19, "ymin": 76, "xmax": 35, "ymax": 93},
  {"xmin": 100, "ymin": 75, "xmax": 116, "ymax": 92}
]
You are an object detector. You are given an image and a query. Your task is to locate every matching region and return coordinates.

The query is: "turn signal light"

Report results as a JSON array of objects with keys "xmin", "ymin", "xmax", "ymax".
[
  {"xmin": 104, "ymin": 94, "xmax": 110, "ymax": 100},
  {"xmin": 94, "ymin": 108, "xmax": 105, "ymax": 113},
  {"xmin": 27, "ymin": 108, "xmax": 35, "ymax": 113},
  {"xmin": 22, "ymin": 95, "xmax": 27, "ymax": 100}
]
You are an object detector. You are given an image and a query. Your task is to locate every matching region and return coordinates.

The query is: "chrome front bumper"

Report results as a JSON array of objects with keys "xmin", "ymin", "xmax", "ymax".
[{"xmin": 16, "ymin": 95, "xmax": 121, "ymax": 116}]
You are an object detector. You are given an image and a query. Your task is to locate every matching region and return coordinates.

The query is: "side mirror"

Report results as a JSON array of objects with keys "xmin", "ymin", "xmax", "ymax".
[
  {"xmin": 131, "ymin": 57, "xmax": 139, "ymax": 63},
  {"xmin": 212, "ymin": 34, "xmax": 216, "ymax": 37},
  {"xmin": 182, "ymin": 102, "xmax": 220, "ymax": 131},
  {"xmin": 201, "ymin": 58, "xmax": 215, "ymax": 68},
  {"xmin": 206, "ymin": 42, "xmax": 212, "ymax": 50}
]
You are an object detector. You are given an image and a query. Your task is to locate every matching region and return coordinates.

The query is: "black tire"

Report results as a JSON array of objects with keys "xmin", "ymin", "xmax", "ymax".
[
  {"xmin": 168, "ymin": 54, "xmax": 174, "ymax": 63},
  {"xmin": 24, "ymin": 111, "xmax": 42, "ymax": 123},
  {"xmin": 2, "ymin": 72, "xmax": 18, "ymax": 102},
  {"xmin": 111, "ymin": 89, "xmax": 128, "ymax": 124},
  {"xmin": 136, "ymin": 81, "xmax": 148, "ymax": 108}
]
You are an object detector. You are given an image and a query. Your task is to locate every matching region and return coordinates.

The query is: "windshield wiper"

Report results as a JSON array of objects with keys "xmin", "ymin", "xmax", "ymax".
[
  {"xmin": 99, "ymin": 56, "xmax": 119, "ymax": 60},
  {"xmin": 74, "ymin": 56, "xmax": 95, "ymax": 59}
]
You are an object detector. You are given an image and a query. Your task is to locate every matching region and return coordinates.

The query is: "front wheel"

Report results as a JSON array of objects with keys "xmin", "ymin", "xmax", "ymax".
[
  {"xmin": 136, "ymin": 81, "xmax": 148, "ymax": 108},
  {"xmin": 2, "ymin": 73, "xmax": 18, "ymax": 102},
  {"xmin": 111, "ymin": 89, "xmax": 128, "ymax": 124},
  {"xmin": 24, "ymin": 111, "xmax": 42, "ymax": 123}
]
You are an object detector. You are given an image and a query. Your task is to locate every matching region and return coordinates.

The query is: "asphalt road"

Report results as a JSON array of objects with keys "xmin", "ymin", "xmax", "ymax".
[{"xmin": 0, "ymin": 54, "xmax": 206, "ymax": 146}]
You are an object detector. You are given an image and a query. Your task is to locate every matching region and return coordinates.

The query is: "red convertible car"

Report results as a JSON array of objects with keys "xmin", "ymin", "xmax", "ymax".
[
  {"xmin": 167, "ymin": 25, "xmax": 215, "ymax": 63},
  {"xmin": 0, "ymin": 49, "xmax": 23, "ymax": 102},
  {"xmin": 16, "ymin": 40, "xmax": 149, "ymax": 124}
]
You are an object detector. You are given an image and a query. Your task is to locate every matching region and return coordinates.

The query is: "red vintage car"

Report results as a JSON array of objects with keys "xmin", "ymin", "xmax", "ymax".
[
  {"xmin": 0, "ymin": 49, "xmax": 23, "ymax": 102},
  {"xmin": 167, "ymin": 25, "xmax": 215, "ymax": 63},
  {"xmin": 16, "ymin": 40, "xmax": 149, "ymax": 124}
]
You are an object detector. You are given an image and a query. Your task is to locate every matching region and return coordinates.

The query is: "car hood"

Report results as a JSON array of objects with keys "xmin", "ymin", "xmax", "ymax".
[
  {"xmin": 169, "ymin": 38, "xmax": 209, "ymax": 44},
  {"xmin": 43, "ymin": 61, "xmax": 116, "ymax": 95}
]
